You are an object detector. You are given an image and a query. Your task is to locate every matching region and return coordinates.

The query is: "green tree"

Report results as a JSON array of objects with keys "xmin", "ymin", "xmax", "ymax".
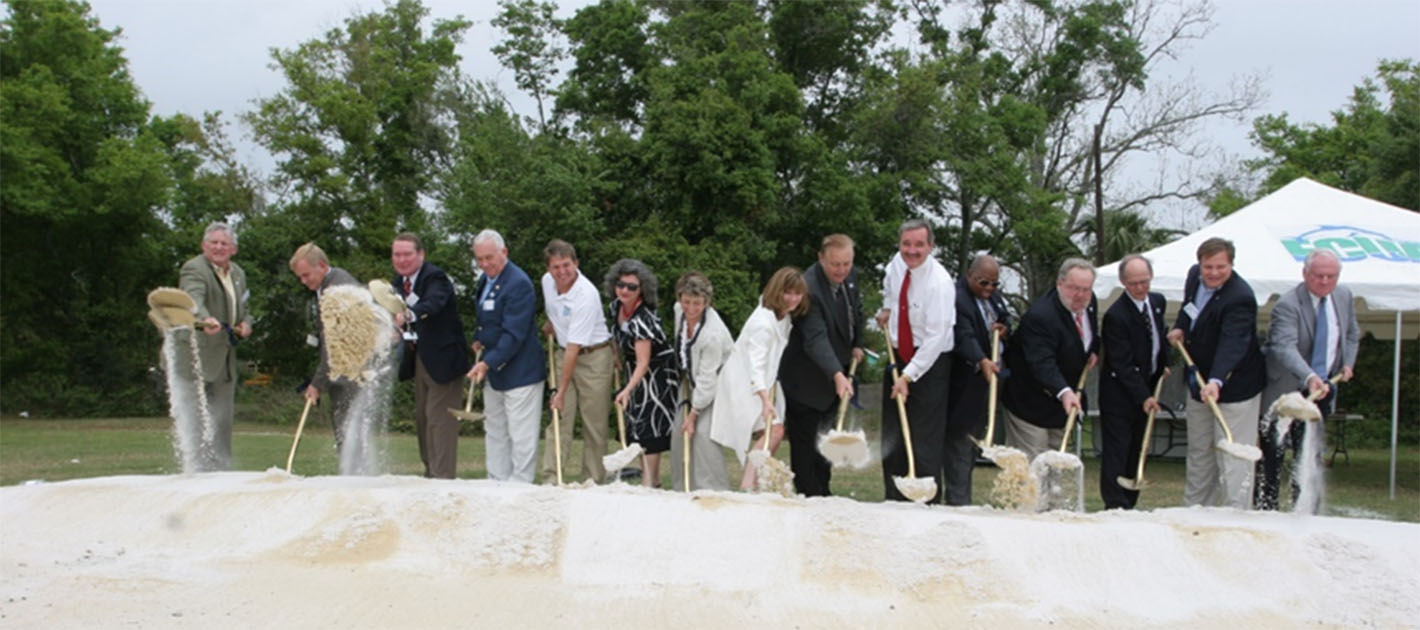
[{"xmin": 491, "ymin": 0, "xmax": 565, "ymax": 133}]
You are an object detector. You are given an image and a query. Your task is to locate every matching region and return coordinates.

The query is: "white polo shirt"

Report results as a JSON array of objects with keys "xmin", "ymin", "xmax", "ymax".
[{"xmin": 541, "ymin": 270, "xmax": 612, "ymax": 348}]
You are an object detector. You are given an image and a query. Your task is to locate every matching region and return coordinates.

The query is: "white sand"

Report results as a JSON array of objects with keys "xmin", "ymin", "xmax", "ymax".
[{"xmin": 2, "ymin": 472, "xmax": 1417, "ymax": 628}]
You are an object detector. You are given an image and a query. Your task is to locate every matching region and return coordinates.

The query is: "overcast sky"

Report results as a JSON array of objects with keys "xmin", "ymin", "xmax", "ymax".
[{"xmin": 82, "ymin": 0, "xmax": 1420, "ymax": 226}]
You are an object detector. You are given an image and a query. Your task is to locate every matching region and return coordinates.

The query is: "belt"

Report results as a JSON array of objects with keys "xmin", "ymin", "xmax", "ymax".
[{"xmin": 562, "ymin": 339, "xmax": 612, "ymax": 353}]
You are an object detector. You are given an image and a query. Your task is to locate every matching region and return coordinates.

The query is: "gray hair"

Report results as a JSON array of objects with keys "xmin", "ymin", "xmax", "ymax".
[
  {"xmin": 204, "ymin": 221, "xmax": 236, "ymax": 245},
  {"xmin": 967, "ymin": 254, "xmax": 998, "ymax": 274},
  {"xmin": 1057, "ymin": 257, "xmax": 1096, "ymax": 282},
  {"xmin": 1303, "ymin": 248, "xmax": 1342, "ymax": 272},
  {"xmin": 675, "ymin": 271, "xmax": 714, "ymax": 302},
  {"xmin": 1117, "ymin": 253, "xmax": 1153, "ymax": 280},
  {"xmin": 898, "ymin": 218, "xmax": 935, "ymax": 246},
  {"xmin": 605, "ymin": 258, "xmax": 660, "ymax": 309},
  {"xmin": 473, "ymin": 229, "xmax": 505, "ymax": 250}
]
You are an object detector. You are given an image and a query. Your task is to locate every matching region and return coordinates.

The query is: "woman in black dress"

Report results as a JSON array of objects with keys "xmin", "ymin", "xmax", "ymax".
[{"xmin": 607, "ymin": 258, "xmax": 680, "ymax": 488}]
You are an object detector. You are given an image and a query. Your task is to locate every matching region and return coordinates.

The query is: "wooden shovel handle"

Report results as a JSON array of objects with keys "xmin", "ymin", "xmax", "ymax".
[
  {"xmin": 981, "ymin": 328, "xmax": 1002, "ymax": 447},
  {"xmin": 1173, "ymin": 339, "xmax": 1235, "ymax": 443},
  {"xmin": 833, "ymin": 356, "xmax": 861, "ymax": 432},
  {"xmin": 285, "ymin": 397, "xmax": 314, "ymax": 473},
  {"xmin": 1058, "ymin": 365, "xmax": 1092, "ymax": 452},
  {"xmin": 1133, "ymin": 372, "xmax": 1169, "ymax": 482},
  {"xmin": 883, "ymin": 328, "xmax": 916, "ymax": 478}
]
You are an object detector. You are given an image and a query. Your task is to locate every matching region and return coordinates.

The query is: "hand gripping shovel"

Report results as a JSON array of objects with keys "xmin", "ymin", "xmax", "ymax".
[
  {"xmin": 545, "ymin": 335, "xmax": 564, "ymax": 486},
  {"xmin": 284, "ymin": 397, "xmax": 315, "ymax": 474},
  {"xmin": 1174, "ymin": 340, "xmax": 1262, "ymax": 463},
  {"xmin": 883, "ymin": 329, "xmax": 937, "ymax": 503},
  {"xmin": 1269, "ymin": 376, "xmax": 1336, "ymax": 423},
  {"xmin": 449, "ymin": 350, "xmax": 484, "ymax": 422},
  {"xmin": 603, "ymin": 371, "xmax": 644, "ymax": 476},
  {"xmin": 816, "ymin": 357, "xmax": 870, "ymax": 468},
  {"xmin": 1117, "ymin": 372, "xmax": 1169, "ymax": 491},
  {"xmin": 1031, "ymin": 368, "xmax": 1091, "ymax": 511}
]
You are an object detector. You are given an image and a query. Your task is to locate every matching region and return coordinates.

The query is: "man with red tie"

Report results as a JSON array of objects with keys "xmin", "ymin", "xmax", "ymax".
[
  {"xmin": 1002, "ymin": 258, "xmax": 1099, "ymax": 462},
  {"xmin": 875, "ymin": 219, "xmax": 956, "ymax": 502}
]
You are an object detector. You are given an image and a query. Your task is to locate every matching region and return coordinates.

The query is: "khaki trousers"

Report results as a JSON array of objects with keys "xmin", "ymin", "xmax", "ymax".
[
  {"xmin": 414, "ymin": 357, "xmax": 462, "ymax": 479},
  {"xmin": 1184, "ymin": 394, "xmax": 1260, "ymax": 509},
  {"xmin": 539, "ymin": 345, "xmax": 613, "ymax": 483},
  {"xmin": 1004, "ymin": 406, "xmax": 1064, "ymax": 463}
]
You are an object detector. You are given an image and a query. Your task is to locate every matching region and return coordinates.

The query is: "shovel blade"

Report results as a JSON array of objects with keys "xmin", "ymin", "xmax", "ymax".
[
  {"xmin": 893, "ymin": 475, "xmax": 938, "ymax": 503},
  {"xmin": 449, "ymin": 409, "xmax": 484, "ymax": 422},
  {"xmin": 1030, "ymin": 451, "xmax": 1083, "ymax": 512},
  {"xmin": 602, "ymin": 443, "xmax": 643, "ymax": 474},
  {"xmin": 817, "ymin": 430, "xmax": 871, "ymax": 469},
  {"xmin": 1116, "ymin": 475, "xmax": 1148, "ymax": 491}
]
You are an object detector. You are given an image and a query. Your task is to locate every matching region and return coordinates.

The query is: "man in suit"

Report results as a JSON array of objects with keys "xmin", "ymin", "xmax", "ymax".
[
  {"xmin": 1257, "ymin": 249, "xmax": 1359, "ymax": 511},
  {"xmin": 1166, "ymin": 237, "xmax": 1266, "ymax": 509},
  {"xmin": 942, "ymin": 254, "xmax": 1011, "ymax": 505},
  {"xmin": 468, "ymin": 229, "xmax": 545, "ymax": 484},
  {"xmin": 290, "ymin": 242, "xmax": 361, "ymax": 451},
  {"xmin": 1099, "ymin": 254, "xmax": 1170, "ymax": 509},
  {"xmin": 1003, "ymin": 258, "xmax": 1098, "ymax": 462},
  {"xmin": 779, "ymin": 234, "xmax": 866, "ymax": 497},
  {"xmin": 392, "ymin": 232, "xmax": 471, "ymax": 479},
  {"xmin": 876, "ymin": 219, "xmax": 956, "ymax": 502},
  {"xmin": 176, "ymin": 222, "xmax": 253, "ymax": 471}
]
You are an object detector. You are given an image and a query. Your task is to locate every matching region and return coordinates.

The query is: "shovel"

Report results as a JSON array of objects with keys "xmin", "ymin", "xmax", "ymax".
[
  {"xmin": 366, "ymin": 279, "xmax": 407, "ymax": 317},
  {"xmin": 603, "ymin": 370, "xmax": 644, "ymax": 475},
  {"xmin": 146, "ymin": 287, "xmax": 219, "ymax": 332},
  {"xmin": 882, "ymin": 329, "xmax": 937, "ymax": 504},
  {"xmin": 1174, "ymin": 340, "xmax": 1262, "ymax": 462},
  {"xmin": 449, "ymin": 350, "xmax": 484, "ymax": 422},
  {"xmin": 745, "ymin": 389, "xmax": 795, "ymax": 496},
  {"xmin": 546, "ymin": 335, "xmax": 563, "ymax": 486},
  {"xmin": 1031, "ymin": 367, "xmax": 1091, "ymax": 511},
  {"xmin": 816, "ymin": 357, "xmax": 870, "ymax": 468},
  {"xmin": 975, "ymin": 329, "xmax": 1017, "ymax": 464},
  {"xmin": 284, "ymin": 397, "xmax": 314, "ymax": 474},
  {"xmin": 1117, "ymin": 372, "xmax": 1169, "ymax": 491}
]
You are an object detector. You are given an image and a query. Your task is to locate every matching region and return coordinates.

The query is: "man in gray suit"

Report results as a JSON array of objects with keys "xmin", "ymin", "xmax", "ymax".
[
  {"xmin": 1258, "ymin": 249, "xmax": 1360, "ymax": 511},
  {"xmin": 290, "ymin": 242, "xmax": 361, "ymax": 450},
  {"xmin": 178, "ymin": 222, "xmax": 253, "ymax": 470}
]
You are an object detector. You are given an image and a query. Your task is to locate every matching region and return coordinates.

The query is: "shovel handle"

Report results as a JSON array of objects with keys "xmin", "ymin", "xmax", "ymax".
[
  {"xmin": 464, "ymin": 349, "xmax": 483, "ymax": 413},
  {"xmin": 1307, "ymin": 376, "xmax": 1340, "ymax": 402},
  {"xmin": 613, "ymin": 371, "xmax": 629, "ymax": 449},
  {"xmin": 980, "ymin": 328, "xmax": 1002, "ymax": 448},
  {"xmin": 547, "ymin": 336, "xmax": 563, "ymax": 485},
  {"xmin": 285, "ymin": 397, "xmax": 314, "ymax": 473},
  {"xmin": 1057, "ymin": 366, "xmax": 1092, "ymax": 453},
  {"xmin": 883, "ymin": 329, "xmax": 917, "ymax": 478},
  {"xmin": 1132, "ymin": 373, "xmax": 1169, "ymax": 484},
  {"xmin": 1173, "ymin": 339, "xmax": 1236, "ymax": 443},
  {"xmin": 833, "ymin": 356, "xmax": 861, "ymax": 432}
]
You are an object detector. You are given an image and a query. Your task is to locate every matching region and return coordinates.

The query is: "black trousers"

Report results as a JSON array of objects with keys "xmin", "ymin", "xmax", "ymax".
[
  {"xmin": 881, "ymin": 355, "xmax": 951, "ymax": 503},
  {"xmin": 784, "ymin": 396, "xmax": 835, "ymax": 497},
  {"xmin": 1256, "ymin": 416, "xmax": 1325, "ymax": 510},
  {"xmin": 1099, "ymin": 407, "xmax": 1146, "ymax": 509},
  {"xmin": 939, "ymin": 431, "xmax": 977, "ymax": 506}
]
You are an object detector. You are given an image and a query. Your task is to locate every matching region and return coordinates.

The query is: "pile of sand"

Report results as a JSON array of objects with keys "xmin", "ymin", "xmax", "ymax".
[{"xmin": 2, "ymin": 472, "xmax": 1416, "ymax": 628}]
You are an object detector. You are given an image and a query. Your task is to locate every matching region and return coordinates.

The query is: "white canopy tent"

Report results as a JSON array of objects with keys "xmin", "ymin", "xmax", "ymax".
[{"xmin": 1093, "ymin": 178, "xmax": 1420, "ymax": 499}]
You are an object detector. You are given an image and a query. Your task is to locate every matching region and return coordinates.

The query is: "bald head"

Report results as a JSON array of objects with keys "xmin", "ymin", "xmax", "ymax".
[
  {"xmin": 1119, "ymin": 254, "xmax": 1153, "ymax": 301},
  {"xmin": 967, "ymin": 254, "xmax": 1000, "ymax": 299}
]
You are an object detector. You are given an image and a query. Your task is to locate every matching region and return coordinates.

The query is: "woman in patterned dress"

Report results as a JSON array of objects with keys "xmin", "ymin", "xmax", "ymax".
[{"xmin": 607, "ymin": 259, "xmax": 680, "ymax": 488}]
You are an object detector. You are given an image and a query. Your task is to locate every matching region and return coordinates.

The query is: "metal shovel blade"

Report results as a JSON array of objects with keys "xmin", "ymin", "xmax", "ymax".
[
  {"xmin": 1116, "ymin": 475, "xmax": 1147, "ymax": 491},
  {"xmin": 449, "ymin": 409, "xmax": 484, "ymax": 422},
  {"xmin": 817, "ymin": 429, "xmax": 871, "ymax": 469},
  {"xmin": 603, "ymin": 443, "xmax": 643, "ymax": 474},
  {"xmin": 893, "ymin": 475, "xmax": 938, "ymax": 504},
  {"xmin": 1031, "ymin": 451, "xmax": 1083, "ymax": 512}
]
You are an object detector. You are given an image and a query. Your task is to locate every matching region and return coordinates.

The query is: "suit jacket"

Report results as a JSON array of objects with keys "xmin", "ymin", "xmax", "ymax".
[
  {"xmin": 395, "ymin": 261, "xmax": 471, "ymax": 385},
  {"xmin": 1099, "ymin": 292, "xmax": 1169, "ymax": 419},
  {"xmin": 1172, "ymin": 265, "xmax": 1265, "ymax": 403},
  {"xmin": 471, "ymin": 260, "xmax": 544, "ymax": 391},
  {"xmin": 946, "ymin": 277, "xmax": 1012, "ymax": 435},
  {"xmin": 310, "ymin": 267, "xmax": 360, "ymax": 392},
  {"xmin": 178, "ymin": 254, "xmax": 251, "ymax": 383},
  {"xmin": 1003, "ymin": 287, "xmax": 1098, "ymax": 429},
  {"xmin": 779, "ymin": 263, "xmax": 865, "ymax": 412},
  {"xmin": 1263, "ymin": 283, "xmax": 1360, "ymax": 410},
  {"xmin": 674, "ymin": 303, "xmax": 735, "ymax": 413}
]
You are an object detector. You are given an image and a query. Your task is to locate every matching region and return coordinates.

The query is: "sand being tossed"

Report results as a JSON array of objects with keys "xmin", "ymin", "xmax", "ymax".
[{"xmin": 2, "ymin": 472, "xmax": 1416, "ymax": 629}]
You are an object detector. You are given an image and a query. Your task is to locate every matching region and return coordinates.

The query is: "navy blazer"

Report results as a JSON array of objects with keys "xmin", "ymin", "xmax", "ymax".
[
  {"xmin": 1171, "ymin": 265, "xmax": 1265, "ymax": 403},
  {"xmin": 396, "ymin": 261, "xmax": 471, "ymax": 385},
  {"xmin": 779, "ymin": 262, "xmax": 865, "ymax": 412},
  {"xmin": 472, "ymin": 260, "xmax": 545, "ymax": 391},
  {"xmin": 946, "ymin": 277, "xmax": 1012, "ymax": 436},
  {"xmin": 1099, "ymin": 292, "xmax": 1169, "ymax": 419},
  {"xmin": 1003, "ymin": 287, "xmax": 1098, "ymax": 429}
]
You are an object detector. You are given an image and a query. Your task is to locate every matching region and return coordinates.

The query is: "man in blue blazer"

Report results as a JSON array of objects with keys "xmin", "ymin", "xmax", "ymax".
[
  {"xmin": 392, "ymin": 232, "xmax": 471, "ymax": 479},
  {"xmin": 1167, "ymin": 237, "xmax": 1266, "ymax": 509},
  {"xmin": 943, "ymin": 254, "xmax": 1011, "ymax": 505},
  {"xmin": 468, "ymin": 229, "xmax": 546, "ymax": 483},
  {"xmin": 1099, "ymin": 254, "xmax": 1170, "ymax": 509}
]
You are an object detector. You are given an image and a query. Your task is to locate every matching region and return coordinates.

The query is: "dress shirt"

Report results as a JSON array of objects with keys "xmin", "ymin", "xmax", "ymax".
[
  {"xmin": 882, "ymin": 252, "xmax": 956, "ymax": 382},
  {"xmin": 541, "ymin": 271, "xmax": 612, "ymax": 348},
  {"xmin": 1130, "ymin": 294, "xmax": 1159, "ymax": 374}
]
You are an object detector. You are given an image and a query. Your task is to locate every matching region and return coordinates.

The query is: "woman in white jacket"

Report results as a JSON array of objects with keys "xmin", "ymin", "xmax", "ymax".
[
  {"xmin": 709, "ymin": 267, "xmax": 810, "ymax": 490},
  {"xmin": 670, "ymin": 272, "xmax": 736, "ymax": 491}
]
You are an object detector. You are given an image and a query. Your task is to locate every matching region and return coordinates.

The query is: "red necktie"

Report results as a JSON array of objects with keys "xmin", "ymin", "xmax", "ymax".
[
  {"xmin": 897, "ymin": 270, "xmax": 914, "ymax": 364},
  {"xmin": 403, "ymin": 276, "xmax": 412, "ymax": 295}
]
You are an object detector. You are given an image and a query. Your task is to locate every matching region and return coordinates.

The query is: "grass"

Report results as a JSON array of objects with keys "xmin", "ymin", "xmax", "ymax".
[{"xmin": 2, "ymin": 411, "xmax": 1416, "ymax": 522}]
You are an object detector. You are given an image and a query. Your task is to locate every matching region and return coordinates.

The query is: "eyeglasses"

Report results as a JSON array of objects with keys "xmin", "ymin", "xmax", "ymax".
[
  {"xmin": 976, "ymin": 280, "xmax": 1000, "ymax": 288},
  {"xmin": 616, "ymin": 281, "xmax": 640, "ymax": 291}
]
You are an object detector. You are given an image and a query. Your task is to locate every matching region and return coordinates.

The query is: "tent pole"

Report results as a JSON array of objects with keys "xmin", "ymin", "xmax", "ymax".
[{"xmin": 1391, "ymin": 311, "xmax": 1401, "ymax": 500}]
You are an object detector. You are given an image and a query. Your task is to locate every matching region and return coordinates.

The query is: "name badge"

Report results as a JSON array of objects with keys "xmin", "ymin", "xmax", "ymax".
[
  {"xmin": 1183, "ymin": 303, "xmax": 1199, "ymax": 319},
  {"xmin": 306, "ymin": 334, "xmax": 319, "ymax": 348},
  {"xmin": 562, "ymin": 305, "xmax": 571, "ymax": 317},
  {"xmin": 404, "ymin": 292, "xmax": 419, "ymax": 307},
  {"xmin": 483, "ymin": 299, "xmax": 495, "ymax": 311},
  {"xmin": 402, "ymin": 331, "xmax": 419, "ymax": 341}
]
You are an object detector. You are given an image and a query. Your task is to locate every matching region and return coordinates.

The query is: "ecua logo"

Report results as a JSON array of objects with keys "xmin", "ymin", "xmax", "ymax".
[{"xmin": 1282, "ymin": 226, "xmax": 1420, "ymax": 263}]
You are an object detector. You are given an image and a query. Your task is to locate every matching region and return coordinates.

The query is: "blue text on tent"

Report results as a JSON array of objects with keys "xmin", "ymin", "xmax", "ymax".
[{"xmin": 1282, "ymin": 225, "xmax": 1420, "ymax": 263}]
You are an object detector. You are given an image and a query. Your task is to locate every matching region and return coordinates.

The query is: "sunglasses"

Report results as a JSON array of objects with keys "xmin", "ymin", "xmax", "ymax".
[
  {"xmin": 616, "ymin": 281, "xmax": 640, "ymax": 291},
  {"xmin": 976, "ymin": 280, "xmax": 1000, "ymax": 288}
]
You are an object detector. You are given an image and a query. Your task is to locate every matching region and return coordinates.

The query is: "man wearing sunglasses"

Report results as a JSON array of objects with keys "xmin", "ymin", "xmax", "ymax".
[{"xmin": 943, "ymin": 254, "xmax": 1011, "ymax": 505}]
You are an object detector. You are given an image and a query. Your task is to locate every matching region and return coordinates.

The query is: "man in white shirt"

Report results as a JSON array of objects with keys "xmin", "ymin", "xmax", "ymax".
[
  {"xmin": 875, "ymin": 219, "xmax": 956, "ymax": 503},
  {"xmin": 539, "ymin": 239, "xmax": 615, "ymax": 484}
]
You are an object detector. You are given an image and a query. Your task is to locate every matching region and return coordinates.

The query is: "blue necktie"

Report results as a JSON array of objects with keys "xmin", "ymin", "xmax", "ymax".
[{"xmin": 1310, "ymin": 296, "xmax": 1329, "ymax": 377}]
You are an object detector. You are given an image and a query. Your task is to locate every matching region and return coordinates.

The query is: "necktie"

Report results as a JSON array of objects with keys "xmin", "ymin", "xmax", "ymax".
[
  {"xmin": 1143, "ymin": 302, "xmax": 1158, "ymax": 374},
  {"xmin": 1311, "ymin": 296, "xmax": 1330, "ymax": 377},
  {"xmin": 403, "ymin": 276, "xmax": 412, "ymax": 295},
  {"xmin": 1074, "ymin": 311, "xmax": 1086, "ymax": 350},
  {"xmin": 835, "ymin": 285, "xmax": 851, "ymax": 330},
  {"xmin": 897, "ymin": 271, "xmax": 914, "ymax": 364}
]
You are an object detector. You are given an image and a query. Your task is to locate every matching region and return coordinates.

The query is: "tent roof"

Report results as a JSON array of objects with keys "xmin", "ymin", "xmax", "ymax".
[{"xmin": 1095, "ymin": 177, "xmax": 1420, "ymax": 318}]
